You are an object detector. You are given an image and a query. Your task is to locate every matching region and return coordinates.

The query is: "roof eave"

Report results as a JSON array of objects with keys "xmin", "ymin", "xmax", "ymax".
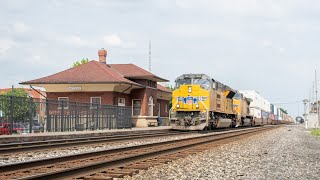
[
  {"xmin": 124, "ymin": 75, "xmax": 169, "ymax": 82},
  {"xmin": 20, "ymin": 81, "xmax": 144, "ymax": 87}
]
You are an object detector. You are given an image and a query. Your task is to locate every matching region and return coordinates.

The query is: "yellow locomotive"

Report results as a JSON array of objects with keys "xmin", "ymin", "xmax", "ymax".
[{"xmin": 170, "ymin": 74, "xmax": 253, "ymax": 130}]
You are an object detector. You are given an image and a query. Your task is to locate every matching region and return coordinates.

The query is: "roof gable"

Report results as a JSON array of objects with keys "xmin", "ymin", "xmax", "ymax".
[{"xmin": 21, "ymin": 61, "xmax": 140, "ymax": 85}]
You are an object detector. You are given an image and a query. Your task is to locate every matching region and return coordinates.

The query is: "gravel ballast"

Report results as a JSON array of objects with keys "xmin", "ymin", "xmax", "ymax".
[
  {"xmin": 127, "ymin": 125, "xmax": 320, "ymax": 180},
  {"xmin": 0, "ymin": 133, "xmax": 211, "ymax": 165}
]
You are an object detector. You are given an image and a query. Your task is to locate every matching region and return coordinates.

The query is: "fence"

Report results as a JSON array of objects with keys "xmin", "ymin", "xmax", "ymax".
[{"xmin": 0, "ymin": 95, "xmax": 132, "ymax": 135}]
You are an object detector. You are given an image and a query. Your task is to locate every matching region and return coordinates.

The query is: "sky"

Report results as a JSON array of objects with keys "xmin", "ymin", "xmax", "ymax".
[{"xmin": 1, "ymin": 0, "xmax": 320, "ymax": 118}]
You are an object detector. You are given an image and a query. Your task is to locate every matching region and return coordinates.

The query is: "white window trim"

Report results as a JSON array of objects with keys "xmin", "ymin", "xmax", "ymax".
[
  {"xmin": 158, "ymin": 103, "xmax": 161, "ymax": 116},
  {"xmin": 132, "ymin": 99, "xmax": 142, "ymax": 116},
  {"xmin": 90, "ymin": 97, "xmax": 101, "ymax": 109},
  {"xmin": 165, "ymin": 104, "xmax": 168, "ymax": 113},
  {"xmin": 148, "ymin": 96, "xmax": 154, "ymax": 116},
  {"xmin": 58, "ymin": 97, "xmax": 69, "ymax": 109},
  {"xmin": 118, "ymin": 98, "xmax": 126, "ymax": 107}
]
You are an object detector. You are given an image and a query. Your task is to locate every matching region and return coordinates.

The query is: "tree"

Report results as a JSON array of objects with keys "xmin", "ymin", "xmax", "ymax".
[
  {"xmin": 73, "ymin": 58, "xmax": 89, "ymax": 67},
  {"xmin": 0, "ymin": 89, "xmax": 36, "ymax": 123},
  {"xmin": 165, "ymin": 84, "xmax": 175, "ymax": 109}
]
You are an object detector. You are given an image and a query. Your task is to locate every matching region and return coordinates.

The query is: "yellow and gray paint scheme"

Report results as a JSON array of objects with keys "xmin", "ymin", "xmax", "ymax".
[{"xmin": 170, "ymin": 74, "xmax": 253, "ymax": 130}]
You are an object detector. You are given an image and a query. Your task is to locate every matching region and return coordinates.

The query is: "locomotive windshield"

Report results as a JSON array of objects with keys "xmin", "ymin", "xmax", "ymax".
[
  {"xmin": 175, "ymin": 78, "xmax": 192, "ymax": 89},
  {"xmin": 193, "ymin": 78, "xmax": 211, "ymax": 90},
  {"xmin": 175, "ymin": 77, "xmax": 211, "ymax": 90}
]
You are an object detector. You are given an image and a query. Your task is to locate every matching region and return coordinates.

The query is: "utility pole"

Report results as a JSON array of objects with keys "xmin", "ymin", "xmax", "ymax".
[
  {"xmin": 148, "ymin": 40, "xmax": 151, "ymax": 72},
  {"xmin": 316, "ymin": 70, "xmax": 320, "ymax": 128},
  {"xmin": 303, "ymin": 99, "xmax": 308, "ymax": 128}
]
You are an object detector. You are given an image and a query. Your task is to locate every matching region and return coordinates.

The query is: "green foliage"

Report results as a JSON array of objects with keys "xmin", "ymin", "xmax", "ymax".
[
  {"xmin": 0, "ymin": 89, "xmax": 36, "ymax": 122},
  {"xmin": 280, "ymin": 108, "xmax": 288, "ymax": 114},
  {"xmin": 73, "ymin": 58, "xmax": 89, "ymax": 67},
  {"xmin": 165, "ymin": 84, "xmax": 174, "ymax": 91},
  {"xmin": 311, "ymin": 129, "xmax": 320, "ymax": 136},
  {"xmin": 165, "ymin": 84, "xmax": 174, "ymax": 109}
]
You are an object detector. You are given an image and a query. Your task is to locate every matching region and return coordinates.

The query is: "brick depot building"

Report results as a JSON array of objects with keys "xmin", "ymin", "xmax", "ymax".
[{"xmin": 21, "ymin": 49, "xmax": 171, "ymax": 127}]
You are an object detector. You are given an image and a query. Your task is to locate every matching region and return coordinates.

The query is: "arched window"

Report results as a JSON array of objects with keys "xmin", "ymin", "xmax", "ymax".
[{"xmin": 148, "ymin": 96, "xmax": 154, "ymax": 116}]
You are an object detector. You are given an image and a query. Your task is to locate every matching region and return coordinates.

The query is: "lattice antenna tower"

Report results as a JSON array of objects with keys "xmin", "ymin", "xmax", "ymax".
[{"xmin": 149, "ymin": 40, "xmax": 151, "ymax": 72}]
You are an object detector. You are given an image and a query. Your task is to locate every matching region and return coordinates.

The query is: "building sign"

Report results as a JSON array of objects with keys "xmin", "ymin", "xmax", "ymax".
[{"xmin": 67, "ymin": 86, "xmax": 82, "ymax": 91}]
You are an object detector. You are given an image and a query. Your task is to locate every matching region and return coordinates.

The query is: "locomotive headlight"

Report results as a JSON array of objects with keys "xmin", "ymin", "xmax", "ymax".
[
  {"xmin": 195, "ymin": 104, "xmax": 199, "ymax": 109},
  {"xmin": 176, "ymin": 104, "xmax": 180, "ymax": 108},
  {"xmin": 188, "ymin": 86, "xmax": 192, "ymax": 93}
]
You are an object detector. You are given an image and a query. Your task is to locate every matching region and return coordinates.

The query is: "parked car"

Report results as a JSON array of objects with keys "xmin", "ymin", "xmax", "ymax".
[
  {"xmin": 25, "ymin": 122, "xmax": 44, "ymax": 133},
  {"xmin": 0, "ymin": 123, "xmax": 27, "ymax": 135}
]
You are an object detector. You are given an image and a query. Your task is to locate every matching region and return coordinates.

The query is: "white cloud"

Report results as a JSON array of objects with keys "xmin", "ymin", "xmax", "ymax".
[
  {"xmin": 61, "ymin": 35, "xmax": 93, "ymax": 47},
  {"xmin": 57, "ymin": 33, "xmax": 136, "ymax": 48},
  {"xmin": 103, "ymin": 34, "xmax": 136, "ymax": 48},
  {"xmin": 13, "ymin": 22, "xmax": 30, "ymax": 33},
  {"xmin": 173, "ymin": 0, "xmax": 288, "ymax": 18},
  {"xmin": 279, "ymin": 47, "xmax": 285, "ymax": 53},
  {"xmin": 262, "ymin": 39, "xmax": 273, "ymax": 48},
  {"xmin": 103, "ymin": 34, "xmax": 123, "ymax": 46},
  {"xmin": 166, "ymin": 23, "xmax": 244, "ymax": 40},
  {"xmin": 261, "ymin": 39, "xmax": 286, "ymax": 53},
  {"xmin": 0, "ymin": 38, "xmax": 14, "ymax": 58}
]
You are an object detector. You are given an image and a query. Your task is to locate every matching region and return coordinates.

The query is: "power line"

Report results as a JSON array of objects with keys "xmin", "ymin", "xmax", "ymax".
[{"xmin": 273, "ymin": 100, "xmax": 303, "ymax": 105}]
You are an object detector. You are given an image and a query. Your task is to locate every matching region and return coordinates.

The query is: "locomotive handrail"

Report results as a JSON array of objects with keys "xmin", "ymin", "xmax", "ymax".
[
  {"xmin": 199, "ymin": 101, "xmax": 209, "ymax": 124},
  {"xmin": 169, "ymin": 101, "xmax": 179, "ymax": 125}
]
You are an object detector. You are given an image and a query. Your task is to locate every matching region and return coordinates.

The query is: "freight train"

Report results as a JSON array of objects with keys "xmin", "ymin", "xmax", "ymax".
[{"xmin": 170, "ymin": 74, "xmax": 292, "ymax": 130}]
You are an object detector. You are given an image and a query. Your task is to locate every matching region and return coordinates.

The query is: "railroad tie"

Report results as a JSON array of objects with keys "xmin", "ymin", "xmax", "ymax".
[
  {"xmin": 102, "ymin": 170, "xmax": 134, "ymax": 176},
  {"xmin": 83, "ymin": 175, "xmax": 113, "ymax": 180},
  {"xmin": 95, "ymin": 172, "xmax": 124, "ymax": 178}
]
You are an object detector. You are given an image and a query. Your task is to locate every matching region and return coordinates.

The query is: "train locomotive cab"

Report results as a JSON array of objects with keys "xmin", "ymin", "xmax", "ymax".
[
  {"xmin": 170, "ymin": 74, "xmax": 243, "ymax": 131},
  {"xmin": 170, "ymin": 74, "xmax": 211, "ymax": 130}
]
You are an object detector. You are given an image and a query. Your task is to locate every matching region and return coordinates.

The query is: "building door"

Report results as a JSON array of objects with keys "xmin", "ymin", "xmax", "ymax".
[
  {"xmin": 132, "ymin": 100, "xmax": 141, "ymax": 116},
  {"xmin": 148, "ymin": 96, "xmax": 154, "ymax": 116}
]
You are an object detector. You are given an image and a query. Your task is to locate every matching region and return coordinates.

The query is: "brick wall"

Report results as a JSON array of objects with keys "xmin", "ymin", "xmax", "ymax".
[
  {"xmin": 47, "ymin": 89, "xmax": 169, "ymax": 117},
  {"xmin": 157, "ymin": 99, "xmax": 169, "ymax": 117},
  {"xmin": 47, "ymin": 92, "xmax": 129, "ymax": 106}
]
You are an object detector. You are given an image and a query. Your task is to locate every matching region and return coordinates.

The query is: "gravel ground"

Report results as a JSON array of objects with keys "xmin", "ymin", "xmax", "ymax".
[
  {"xmin": 0, "ymin": 133, "xmax": 213, "ymax": 165},
  {"xmin": 126, "ymin": 125, "xmax": 320, "ymax": 180}
]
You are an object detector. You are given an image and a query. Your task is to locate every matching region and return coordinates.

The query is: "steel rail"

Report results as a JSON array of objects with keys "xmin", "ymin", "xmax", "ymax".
[
  {"xmin": 0, "ymin": 131, "xmax": 194, "ymax": 155},
  {"xmin": 0, "ymin": 126, "xmax": 277, "ymax": 180}
]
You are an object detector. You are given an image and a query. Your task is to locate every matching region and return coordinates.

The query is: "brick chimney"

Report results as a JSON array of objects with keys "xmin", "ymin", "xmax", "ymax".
[{"xmin": 98, "ymin": 48, "xmax": 107, "ymax": 63}]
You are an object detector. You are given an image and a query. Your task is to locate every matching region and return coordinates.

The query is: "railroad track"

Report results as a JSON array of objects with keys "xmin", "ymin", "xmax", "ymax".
[
  {"xmin": 0, "ymin": 126, "xmax": 278, "ymax": 180},
  {"xmin": 0, "ymin": 131, "xmax": 195, "ymax": 155}
]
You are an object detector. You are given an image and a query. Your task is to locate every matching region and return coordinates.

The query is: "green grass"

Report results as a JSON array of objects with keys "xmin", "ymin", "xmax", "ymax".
[{"xmin": 311, "ymin": 129, "xmax": 320, "ymax": 136}]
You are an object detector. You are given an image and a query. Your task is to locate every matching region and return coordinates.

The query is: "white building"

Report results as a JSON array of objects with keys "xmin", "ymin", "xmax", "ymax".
[{"xmin": 305, "ymin": 113, "xmax": 319, "ymax": 129}]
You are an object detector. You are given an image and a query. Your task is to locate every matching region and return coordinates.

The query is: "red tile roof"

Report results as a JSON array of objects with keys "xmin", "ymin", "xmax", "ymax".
[
  {"xmin": 110, "ymin": 64, "xmax": 168, "ymax": 82},
  {"xmin": 21, "ymin": 61, "xmax": 142, "ymax": 86},
  {"xmin": 157, "ymin": 84, "xmax": 172, "ymax": 93}
]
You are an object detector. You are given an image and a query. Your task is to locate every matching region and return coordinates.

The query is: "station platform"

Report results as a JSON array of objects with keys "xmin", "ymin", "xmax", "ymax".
[{"xmin": 0, "ymin": 126, "xmax": 172, "ymax": 144}]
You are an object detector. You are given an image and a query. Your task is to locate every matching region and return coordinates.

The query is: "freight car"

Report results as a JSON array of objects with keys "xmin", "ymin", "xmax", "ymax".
[
  {"xmin": 239, "ymin": 90, "xmax": 272, "ymax": 126},
  {"xmin": 170, "ymin": 74, "xmax": 253, "ymax": 130}
]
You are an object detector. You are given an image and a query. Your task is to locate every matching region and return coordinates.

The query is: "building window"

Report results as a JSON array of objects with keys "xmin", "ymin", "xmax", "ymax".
[
  {"xmin": 118, "ymin": 98, "xmax": 125, "ymax": 106},
  {"xmin": 148, "ymin": 96, "xmax": 154, "ymax": 116},
  {"xmin": 165, "ymin": 104, "xmax": 168, "ymax": 113},
  {"xmin": 147, "ymin": 80, "xmax": 156, "ymax": 88},
  {"xmin": 91, "ymin": 97, "xmax": 101, "ymax": 109},
  {"xmin": 58, "ymin": 97, "xmax": 69, "ymax": 109},
  {"xmin": 132, "ymin": 99, "xmax": 141, "ymax": 116}
]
